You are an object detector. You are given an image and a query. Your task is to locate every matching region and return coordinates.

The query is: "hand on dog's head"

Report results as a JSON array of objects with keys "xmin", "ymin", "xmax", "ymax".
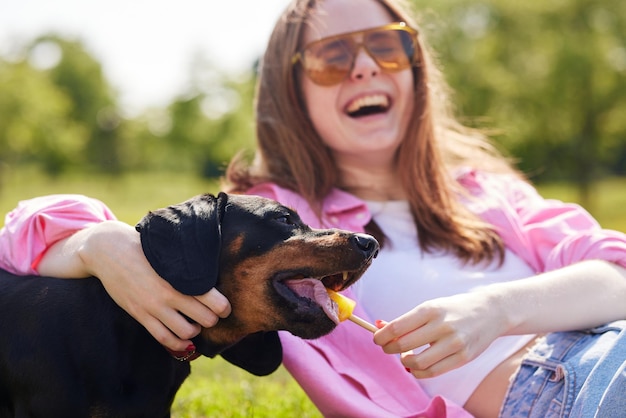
[{"xmin": 135, "ymin": 192, "xmax": 282, "ymax": 375}]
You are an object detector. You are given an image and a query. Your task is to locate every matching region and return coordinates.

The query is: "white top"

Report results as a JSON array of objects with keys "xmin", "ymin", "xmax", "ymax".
[{"xmin": 353, "ymin": 200, "xmax": 536, "ymax": 405}]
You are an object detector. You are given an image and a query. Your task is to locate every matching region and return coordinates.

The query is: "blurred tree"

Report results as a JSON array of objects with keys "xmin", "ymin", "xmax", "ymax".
[
  {"xmin": 2, "ymin": 1, "xmax": 625, "ymax": 198},
  {"xmin": 156, "ymin": 53, "xmax": 256, "ymax": 178},
  {"xmin": 0, "ymin": 57, "xmax": 86, "ymax": 176},
  {"xmin": 413, "ymin": 0, "xmax": 626, "ymax": 206},
  {"xmin": 32, "ymin": 35, "xmax": 123, "ymax": 173},
  {"xmin": 0, "ymin": 34, "xmax": 124, "ymax": 181}
]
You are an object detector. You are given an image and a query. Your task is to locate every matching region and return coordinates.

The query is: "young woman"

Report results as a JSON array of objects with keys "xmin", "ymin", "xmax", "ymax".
[{"xmin": 2, "ymin": 0, "xmax": 626, "ymax": 416}]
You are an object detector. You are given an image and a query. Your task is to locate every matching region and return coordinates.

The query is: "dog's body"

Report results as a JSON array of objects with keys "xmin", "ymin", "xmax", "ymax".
[{"xmin": 0, "ymin": 193, "xmax": 378, "ymax": 417}]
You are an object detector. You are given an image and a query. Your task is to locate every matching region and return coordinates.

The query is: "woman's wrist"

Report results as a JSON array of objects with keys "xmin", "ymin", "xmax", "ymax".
[
  {"xmin": 76, "ymin": 221, "xmax": 140, "ymax": 279},
  {"xmin": 481, "ymin": 284, "xmax": 520, "ymax": 336}
]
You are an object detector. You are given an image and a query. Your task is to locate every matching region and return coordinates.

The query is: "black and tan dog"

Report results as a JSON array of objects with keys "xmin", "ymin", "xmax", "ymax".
[{"xmin": 0, "ymin": 193, "xmax": 378, "ymax": 417}]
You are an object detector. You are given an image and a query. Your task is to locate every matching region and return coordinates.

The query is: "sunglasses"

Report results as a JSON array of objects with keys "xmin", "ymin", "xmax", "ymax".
[{"xmin": 292, "ymin": 22, "xmax": 419, "ymax": 86}]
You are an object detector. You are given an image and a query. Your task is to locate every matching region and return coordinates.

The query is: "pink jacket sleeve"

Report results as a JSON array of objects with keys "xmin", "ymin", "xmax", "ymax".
[
  {"xmin": 0, "ymin": 194, "xmax": 116, "ymax": 275},
  {"xmin": 458, "ymin": 170, "xmax": 626, "ymax": 272}
]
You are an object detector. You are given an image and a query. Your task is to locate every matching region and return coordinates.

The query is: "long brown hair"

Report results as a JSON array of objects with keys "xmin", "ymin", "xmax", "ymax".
[{"xmin": 225, "ymin": 0, "xmax": 520, "ymax": 264}]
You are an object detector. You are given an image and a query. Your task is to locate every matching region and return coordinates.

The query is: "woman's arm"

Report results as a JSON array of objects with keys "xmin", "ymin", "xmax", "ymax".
[
  {"xmin": 374, "ymin": 259, "xmax": 626, "ymax": 378},
  {"xmin": 1, "ymin": 195, "xmax": 231, "ymax": 351},
  {"xmin": 487, "ymin": 259, "xmax": 626, "ymax": 335},
  {"xmin": 0, "ymin": 194, "xmax": 116, "ymax": 274}
]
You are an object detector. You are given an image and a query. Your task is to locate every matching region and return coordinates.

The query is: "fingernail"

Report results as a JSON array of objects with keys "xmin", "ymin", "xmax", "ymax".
[
  {"xmin": 186, "ymin": 344, "xmax": 196, "ymax": 352},
  {"xmin": 405, "ymin": 367, "xmax": 411, "ymax": 373},
  {"xmin": 375, "ymin": 319, "xmax": 386, "ymax": 328}
]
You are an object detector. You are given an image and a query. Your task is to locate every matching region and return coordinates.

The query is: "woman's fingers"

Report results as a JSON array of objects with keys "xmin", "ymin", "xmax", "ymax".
[
  {"xmin": 377, "ymin": 320, "xmax": 439, "ymax": 354},
  {"xmin": 194, "ymin": 288, "xmax": 232, "ymax": 319},
  {"xmin": 134, "ymin": 281, "xmax": 231, "ymax": 350},
  {"xmin": 401, "ymin": 348, "xmax": 465, "ymax": 378},
  {"xmin": 373, "ymin": 306, "xmax": 435, "ymax": 352},
  {"xmin": 118, "ymin": 278, "xmax": 200, "ymax": 350},
  {"xmin": 141, "ymin": 311, "xmax": 201, "ymax": 351}
]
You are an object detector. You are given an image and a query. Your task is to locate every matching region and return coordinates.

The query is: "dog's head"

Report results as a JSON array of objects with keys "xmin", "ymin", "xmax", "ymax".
[{"xmin": 136, "ymin": 193, "xmax": 378, "ymax": 373}]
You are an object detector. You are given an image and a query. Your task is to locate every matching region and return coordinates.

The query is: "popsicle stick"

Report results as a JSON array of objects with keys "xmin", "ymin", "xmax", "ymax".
[{"xmin": 348, "ymin": 314, "xmax": 378, "ymax": 333}]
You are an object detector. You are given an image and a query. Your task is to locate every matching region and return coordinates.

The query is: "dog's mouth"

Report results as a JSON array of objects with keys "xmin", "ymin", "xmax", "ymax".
[{"xmin": 273, "ymin": 271, "xmax": 360, "ymax": 324}]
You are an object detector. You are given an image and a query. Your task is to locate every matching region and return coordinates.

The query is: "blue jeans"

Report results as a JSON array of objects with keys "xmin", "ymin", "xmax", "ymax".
[{"xmin": 500, "ymin": 320, "xmax": 626, "ymax": 417}]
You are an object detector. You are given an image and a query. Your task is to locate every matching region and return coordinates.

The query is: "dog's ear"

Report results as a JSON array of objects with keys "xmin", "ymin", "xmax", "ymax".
[
  {"xmin": 135, "ymin": 193, "xmax": 228, "ymax": 295},
  {"xmin": 219, "ymin": 331, "xmax": 282, "ymax": 376}
]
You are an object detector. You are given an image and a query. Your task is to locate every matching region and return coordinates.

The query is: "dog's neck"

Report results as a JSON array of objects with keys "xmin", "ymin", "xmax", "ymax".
[
  {"xmin": 195, "ymin": 323, "xmax": 250, "ymax": 356},
  {"xmin": 159, "ymin": 326, "xmax": 245, "ymax": 362}
]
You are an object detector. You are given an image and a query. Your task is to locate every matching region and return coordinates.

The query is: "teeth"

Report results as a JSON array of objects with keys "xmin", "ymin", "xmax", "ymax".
[
  {"xmin": 346, "ymin": 94, "xmax": 389, "ymax": 114},
  {"xmin": 342, "ymin": 272, "xmax": 349, "ymax": 282}
]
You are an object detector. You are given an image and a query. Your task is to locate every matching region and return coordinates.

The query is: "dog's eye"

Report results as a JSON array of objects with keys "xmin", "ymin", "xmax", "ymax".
[{"xmin": 275, "ymin": 214, "xmax": 295, "ymax": 225}]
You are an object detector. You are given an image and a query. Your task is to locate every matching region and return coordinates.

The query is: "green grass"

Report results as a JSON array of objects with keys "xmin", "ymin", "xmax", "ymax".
[
  {"xmin": 0, "ymin": 166, "xmax": 222, "ymax": 225},
  {"xmin": 172, "ymin": 357, "xmax": 321, "ymax": 418},
  {"xmin": 1, "ymin": 166, "xmax": 624, "ymax": 416}
]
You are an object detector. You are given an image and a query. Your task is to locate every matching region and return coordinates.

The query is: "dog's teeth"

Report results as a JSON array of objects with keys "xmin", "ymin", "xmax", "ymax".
[{"xmin": 342, "ymin": 272, "xmax": 349, "ymax": 282}]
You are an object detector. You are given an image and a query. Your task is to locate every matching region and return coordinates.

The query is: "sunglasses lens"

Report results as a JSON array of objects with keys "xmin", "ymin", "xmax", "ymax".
[
  {"xmin": 366, "ymin": 29, "xmax": 415, "ymax": 71},
  {"xmin": 302, "ymin": 38, "xmax": 356, "ymax": 86},
  {"xmin": 300, "ymin": 27, "xmax": 417, "ymax": 86}
]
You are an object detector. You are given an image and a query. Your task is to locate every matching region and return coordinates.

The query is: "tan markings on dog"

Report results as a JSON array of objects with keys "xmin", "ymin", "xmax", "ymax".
[
  {"xmin": 199, "ymin": 231, "xmax": 362, "ymax": 346},
  {"xmin": 227, "ymin": 235, "xmax": 244, "ymax": 257}
]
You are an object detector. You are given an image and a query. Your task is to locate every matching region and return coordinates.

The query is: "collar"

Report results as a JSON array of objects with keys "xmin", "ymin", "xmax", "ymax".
[
  {"xmin": 166, "ymin": 346, "xmax": 201, "ymax": 362},
  {"xmin": 319, "ymin": 188, "xmax": 371, "ymax": 231}
]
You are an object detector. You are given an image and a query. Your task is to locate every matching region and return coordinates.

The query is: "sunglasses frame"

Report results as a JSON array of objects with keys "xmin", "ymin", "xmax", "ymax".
[{"xmin": 291, "ymin": 22, "xmax": 420, "ymax": 86}]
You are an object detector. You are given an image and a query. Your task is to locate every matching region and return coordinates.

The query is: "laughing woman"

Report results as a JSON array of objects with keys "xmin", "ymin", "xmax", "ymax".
[{"xmin": 2, "ymin": 0, "xmax": 626, "ymax": 417}]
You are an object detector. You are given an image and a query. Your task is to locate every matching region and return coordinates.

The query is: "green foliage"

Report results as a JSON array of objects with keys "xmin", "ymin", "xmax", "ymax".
[
  {"xmin": 1, "ymin": 1, "xmax": 625, "ymax": 202},
  {"xmin": 411, "ymin": 0, "xmax": 626, "ymax": 189},
  {"xmin": 0, "ymin": 35, "xmax": 256, "ymax": 181},
  {"xmin": 38, "ymin": 35, "xmax": 122, "ymax": 173},
  {"xmin": 0, "ymin": 58, "xmax": 86, "ymax": 173}
]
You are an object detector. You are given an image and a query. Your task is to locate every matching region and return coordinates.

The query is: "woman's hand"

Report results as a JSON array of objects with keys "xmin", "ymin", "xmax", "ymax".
[
  {"xmin": 373, "ymin": 291, "xmax": 506, "ymax": 378},
  {"xmin": 38, "ymin": 221, "xmax": 232, "ymax": 351},
  {"xmin": 374, "ymin": 260, "xmax": 626, "ymax": 378}
]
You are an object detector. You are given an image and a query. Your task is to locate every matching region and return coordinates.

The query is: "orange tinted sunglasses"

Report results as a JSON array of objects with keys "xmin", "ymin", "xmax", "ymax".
[{"xmin": 292, "ymin": 22, "xmax": 419, "ymax": 86}]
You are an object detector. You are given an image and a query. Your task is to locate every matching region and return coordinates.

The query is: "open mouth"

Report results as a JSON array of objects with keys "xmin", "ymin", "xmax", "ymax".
[
  {"xmin": 273, "ymin": 271, "xmax": 359, "ymax": 324},
  {"xmin": 345, "ymin": 94, "xmax": 390, "ymax": 118}
]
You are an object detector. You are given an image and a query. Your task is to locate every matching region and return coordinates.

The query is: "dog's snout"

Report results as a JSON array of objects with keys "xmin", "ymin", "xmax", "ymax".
[{"xmin": 351, "ymin": 233, "xmax": 379, "ymax": 258}]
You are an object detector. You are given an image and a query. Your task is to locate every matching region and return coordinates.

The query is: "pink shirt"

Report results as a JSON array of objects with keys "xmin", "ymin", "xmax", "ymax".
[{"xmin": 2, "ymin": 170, "xmax": 626, "ymax": 417}]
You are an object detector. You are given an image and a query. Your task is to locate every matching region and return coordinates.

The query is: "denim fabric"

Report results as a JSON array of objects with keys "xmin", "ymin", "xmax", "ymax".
[{"xmin": 500, "ymin": 320, "xmax": 626, "ymax": 417}]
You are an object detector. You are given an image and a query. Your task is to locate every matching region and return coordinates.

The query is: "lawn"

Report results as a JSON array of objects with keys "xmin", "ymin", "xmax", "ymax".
[{"xmin": 1, "ymin": 167, "xmax": 624, "ymax": 416}]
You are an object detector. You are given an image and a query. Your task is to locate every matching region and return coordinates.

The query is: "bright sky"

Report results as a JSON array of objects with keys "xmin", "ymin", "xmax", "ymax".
[{"xmin": 0, "ymin": 0, "xmax": 291, "ymax": 114}]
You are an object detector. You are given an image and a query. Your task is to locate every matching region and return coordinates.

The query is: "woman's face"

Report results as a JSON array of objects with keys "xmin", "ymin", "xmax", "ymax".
[{"xmin": 299, "ymin": 0, "xmax": 415, "ymax": 168}]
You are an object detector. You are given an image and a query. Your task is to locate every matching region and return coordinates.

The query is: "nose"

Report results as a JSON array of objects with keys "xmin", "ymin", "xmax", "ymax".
[
  {"xmin": 350, "ymin": 47, "xmax": 380, "ymax": 82},
  {"xmin": 351, "ymin": 233, "xmax": 380, "ymax": 258}
]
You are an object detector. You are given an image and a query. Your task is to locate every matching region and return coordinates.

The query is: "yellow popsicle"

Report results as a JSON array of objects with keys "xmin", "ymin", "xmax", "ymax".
[{"xmin": 326, "ymin": 289, "xmax": 378, "ymax": 333}]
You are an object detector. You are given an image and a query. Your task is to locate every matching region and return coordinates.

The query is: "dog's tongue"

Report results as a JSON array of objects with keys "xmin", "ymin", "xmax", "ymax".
[{"xmin": 284, "ymin": 278, "xmax": 339, "ymax": 324}]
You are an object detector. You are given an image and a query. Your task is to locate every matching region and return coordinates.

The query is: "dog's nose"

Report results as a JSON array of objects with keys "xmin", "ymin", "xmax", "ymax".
[{"xmin": 351, "ymin": 233, "xmax": 379, "ymax": 258}]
